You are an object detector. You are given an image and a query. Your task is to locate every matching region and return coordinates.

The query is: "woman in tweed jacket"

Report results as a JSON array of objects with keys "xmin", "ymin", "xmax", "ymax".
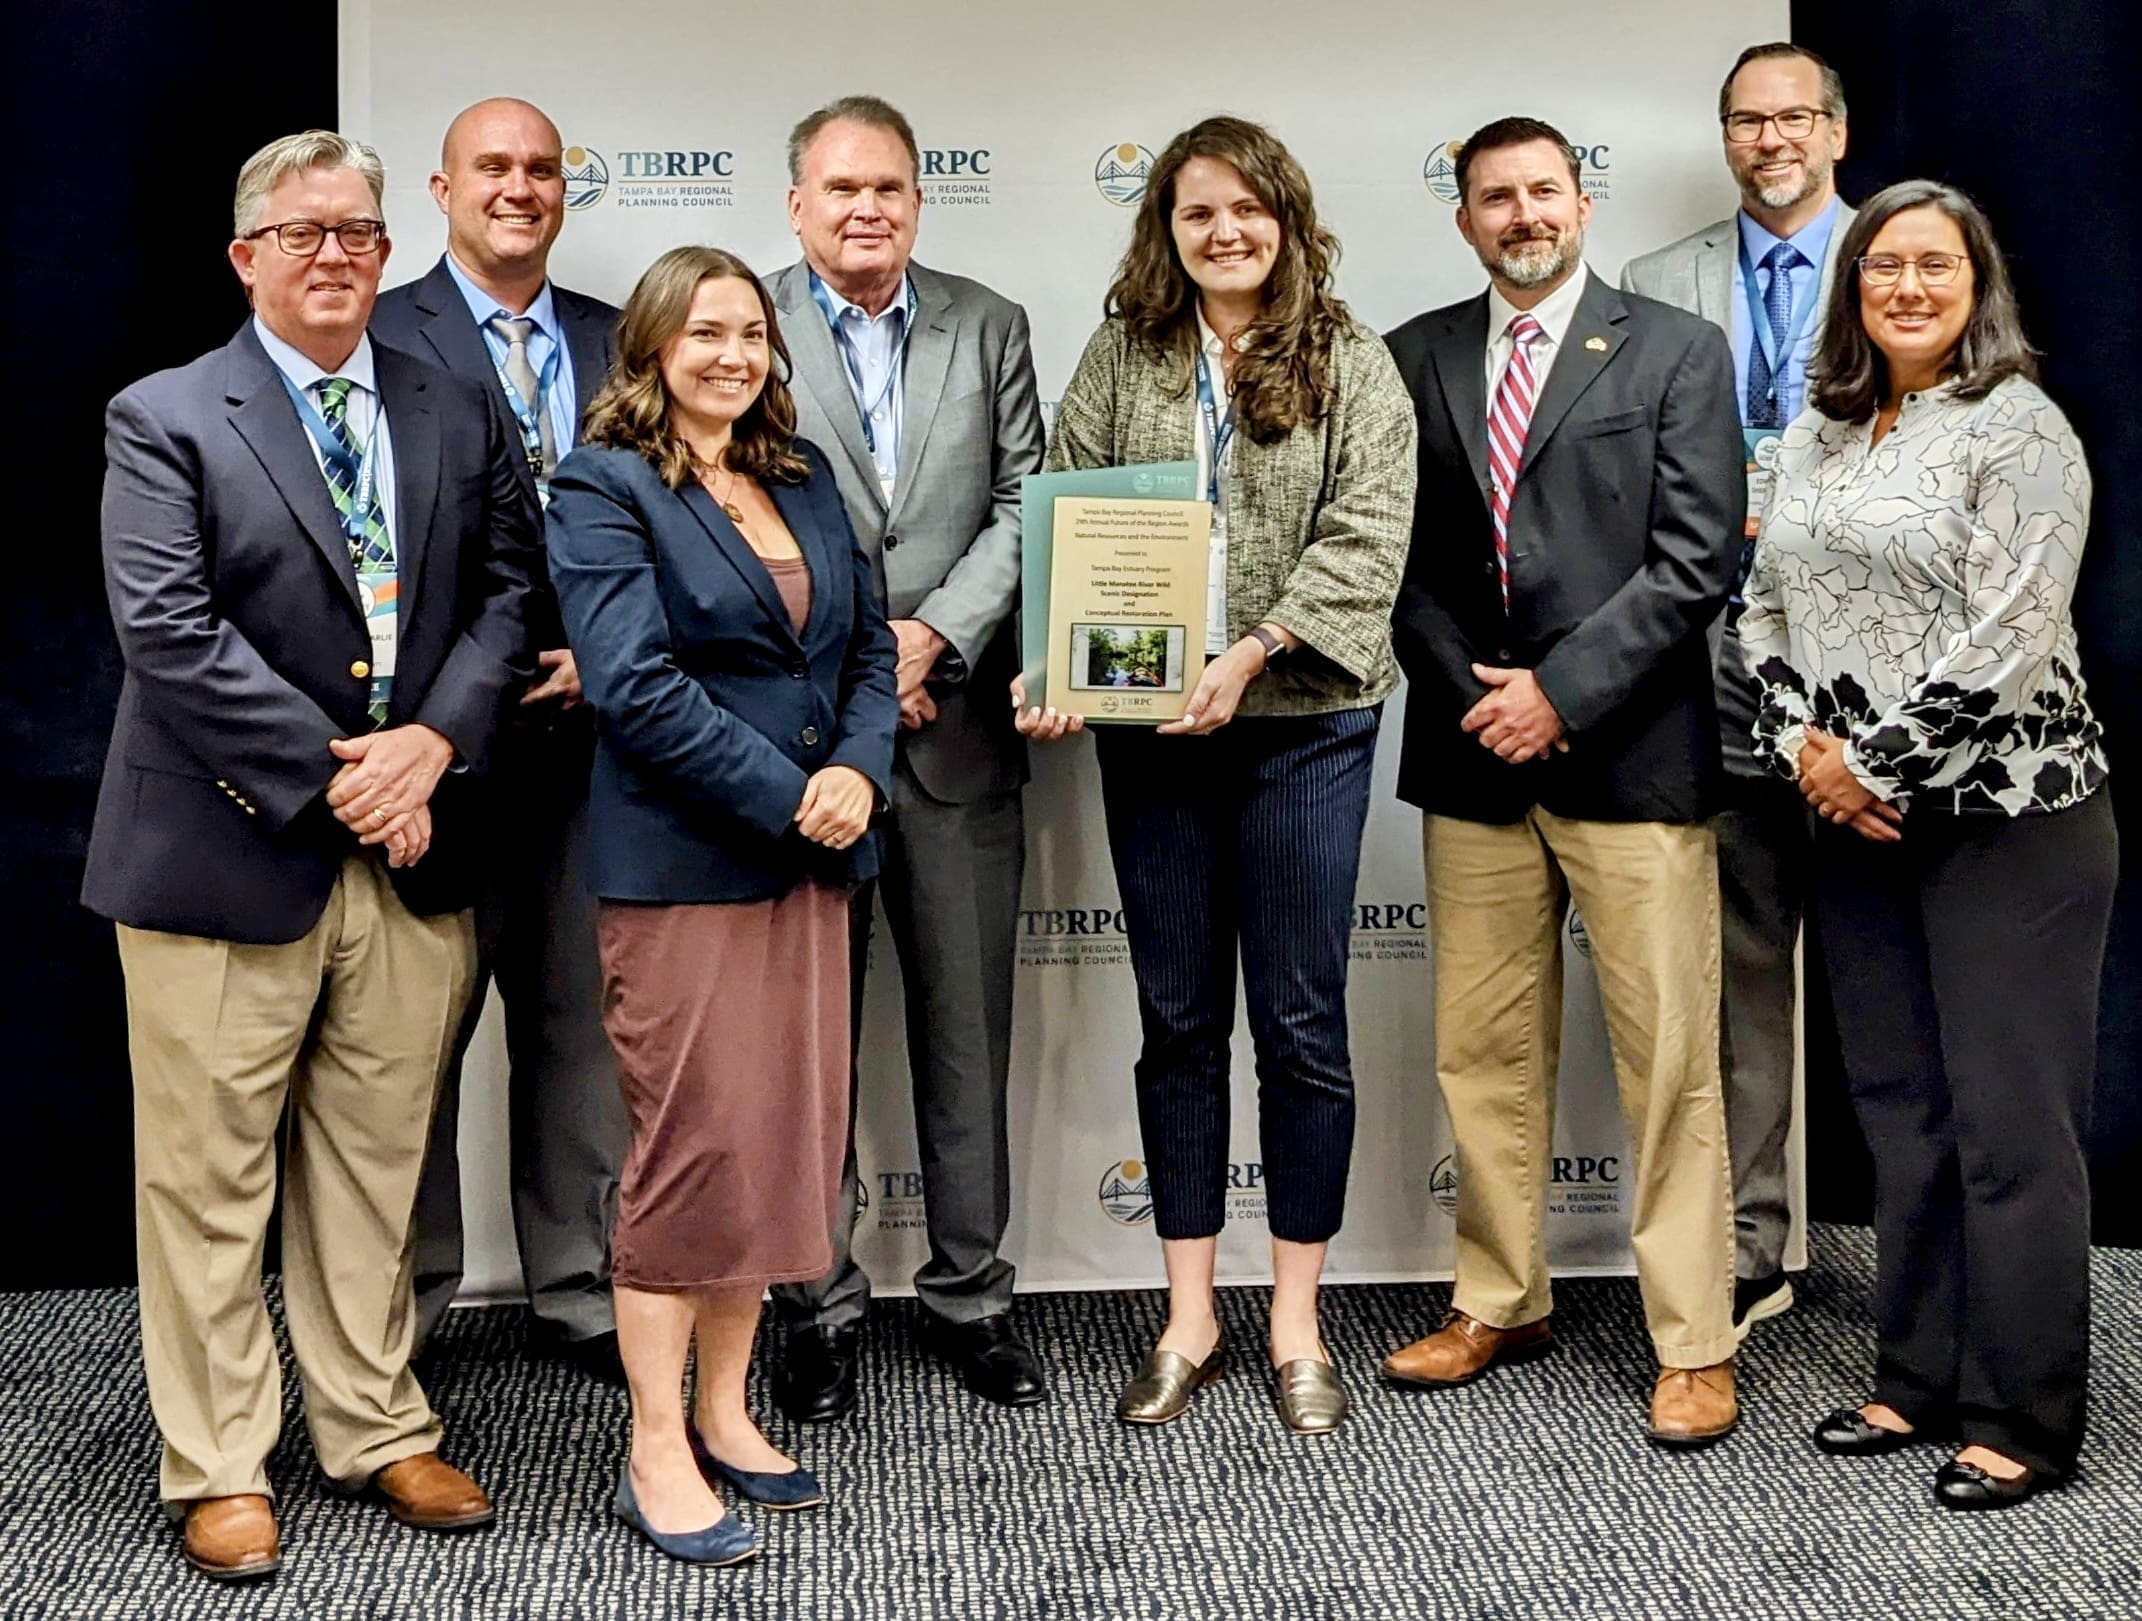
[{"xmin": 1018, "ymin": 116, "xmax": 1416, "ymax": 1435}]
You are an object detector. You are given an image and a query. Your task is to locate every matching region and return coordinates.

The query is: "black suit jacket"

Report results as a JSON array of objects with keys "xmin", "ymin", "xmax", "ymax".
[
  {"xmin": 1385, "ymin": 271, "xmax": 1744, "ymax": 823},
  {"xmin": 372, "ymin": 256, "xmax": 619, "ymax": 655},
  {"xmin": 81, "ymin": 321, "xmax": 539, "ymax": 943}
]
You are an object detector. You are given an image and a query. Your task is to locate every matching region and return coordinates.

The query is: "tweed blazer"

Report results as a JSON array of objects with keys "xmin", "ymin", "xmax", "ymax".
[{"xmin": 1045, "ymin": 317, "xmax": 1417, "ymax": 717}]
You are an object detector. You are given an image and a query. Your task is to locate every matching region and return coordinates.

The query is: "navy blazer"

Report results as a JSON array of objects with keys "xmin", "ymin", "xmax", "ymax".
[
  {"xmin": 1386, "ymin": 273, "xmax": 1744, "ymax": 824},
  {"xmin": 546, "ymin": 440, "xmax": 899, "ymax": 903},
  {"xmin": 81, "ymin": 321, "xmax": 540, "ymax": 944}
]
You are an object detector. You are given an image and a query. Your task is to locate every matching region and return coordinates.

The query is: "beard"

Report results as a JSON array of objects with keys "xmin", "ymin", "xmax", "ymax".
[
  {"xmin": 1739, "ymin": 148, "xmax": 1833, "ymax": 212},
  {"xmin": 1487, "ymin": 225, "xmax": 1582, "ymax": 289}
]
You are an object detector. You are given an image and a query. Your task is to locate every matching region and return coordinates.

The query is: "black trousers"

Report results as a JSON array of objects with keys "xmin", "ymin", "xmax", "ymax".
[
  {"xmin": 1814, "ymin": 791, "xmax": 2116, "ymax": 1476},
  {"xmin": 1094, "ymin": 706, "xmax": 1379, "ymax": 1244}
]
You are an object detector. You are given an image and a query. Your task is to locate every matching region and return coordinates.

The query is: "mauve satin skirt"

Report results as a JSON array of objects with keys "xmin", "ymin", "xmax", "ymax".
[{"xmin": 595, "ymin": 882, "xmax": 850, "ymax": 1291}]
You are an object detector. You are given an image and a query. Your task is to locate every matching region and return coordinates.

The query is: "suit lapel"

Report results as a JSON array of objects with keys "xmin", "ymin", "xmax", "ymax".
[
  {"xmin": 775, "ymin": 267, "xmax": 884, "ymax": 508},
  {"xmin": 1518, "ymin": 273, "xmax": 1628, "ymax": 475},
  {"xmin": 557, "ymin": 290, "xmax": 616, "ymax": 438},
  {"xmin": 224, "ymin": 326, "xmax": 363, "ymax": 617},
  {"xmin": 1696, "ymin": 226, "xmax": 1735, "ymax": 327},
  {"xmin": 407, "ymin": 258, "xmax": 496, "ymax": 384},
  {"xmin": 1811, "ymin": 202, "xmax": 1856, "ymax": 337},
  {"xmin": 887, "ymin": 267, "xmax": 954, "ymax": 527},
  {"xmin": 681, "ymin": 483, "xmax": 802, "ymax": 646},
  {"xmin": 375, "ymin": 344, "xmax": 442, "ymax": 620},
  {"xmin": 771, "ymin": 478, "xmax": 836, "ymax": 645},
  {"xmin": 1429, "ymin": 297, "xmax": 1493, "ymax": 505}
]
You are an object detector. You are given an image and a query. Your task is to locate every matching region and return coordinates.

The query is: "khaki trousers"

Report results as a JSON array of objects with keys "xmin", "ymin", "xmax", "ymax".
[
  {"xmin": 120, "ymin": 856, "xmax": 476, "ymax": 1505},
  {"xmin": 1424, "ymin": 810, "xmax": 1737, "ymax": 1368}
]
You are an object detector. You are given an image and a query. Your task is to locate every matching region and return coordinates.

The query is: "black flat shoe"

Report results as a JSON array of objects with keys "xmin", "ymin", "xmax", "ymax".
[
  {"xmin": 1812, "ymin": 1407, "xmax": 1919, "ymax": 1456},
  {"xmin": 920, "ymin": 1313, "xmax": 1047, "ymax": 1407},
  {"xmin": 776, "ymin": 1324, "xmax": 861, "ymax": 1423},
  {"xmin": 1934, "ymin": 1458, "xmax": 2056, "ymax": 1511}
]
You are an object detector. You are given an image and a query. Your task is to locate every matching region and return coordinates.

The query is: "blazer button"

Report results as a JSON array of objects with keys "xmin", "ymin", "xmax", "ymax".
[
  {"xmin": 790, "ymin": 663, "xmax": 807, "ymax": 679},
  {"xmin": 350, "ymin": 659, "xmax": 371, "ymax": 679},
  {"xmin": 883, "ymin": 533, "xmax": 900, "ymax": 550},
  {"xmin": 1497, "ymin": 648, "xmax": 1513, "ymax": 662},
  {"xmin": 800, "ymin": 725, "xmax": 821, "ymax": 746}
]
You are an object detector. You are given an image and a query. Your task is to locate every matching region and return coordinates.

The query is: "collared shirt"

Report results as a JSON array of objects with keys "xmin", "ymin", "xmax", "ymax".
[
  {"xmin": 1192, "ymin": 309, "xmax": 1235, "ymax": 652},
  {"xmin": 808, "ymin": 266, "xmax": 913, "ymax": 498},
  {"xmin": 443, "ymin": 252, "xmax": 581, "ymax": 454},
  {"xmin": 1484, "ymin": 261, "xmax": 1591, "ymax": 401},
  {"xmin": 253, "ymin": 316, "xmax": 399, "ymax": 540},
  {"xmin": 1730, "ymin": 196, "xmax": 1840, "ymax": 427}
]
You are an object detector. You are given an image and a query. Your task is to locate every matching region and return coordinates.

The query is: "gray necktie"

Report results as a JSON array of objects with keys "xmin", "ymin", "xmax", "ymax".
[{"xmin": 488, "ymin": 315, "xmax": 558, "ymax": 480}]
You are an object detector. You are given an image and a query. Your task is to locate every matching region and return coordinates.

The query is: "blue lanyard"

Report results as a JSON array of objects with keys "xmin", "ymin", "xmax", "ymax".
[
  {"xmin": 278, "ymin": 373, "xmax": 382, "ymax": 549},
  {"xmin": 1737, "ymin": 235, "xmax": 1819, "ymax": 417},
  {"xmin": 810, "ymin": 274, "xmax": 918, "ymax": 454},
  {"xmin": 1195, "ymin": 350, "xmax": 1236, "ymax": 506},
  {"xmin": 480, "ymin": 324, "xmax": 562, "ymax": 468}
]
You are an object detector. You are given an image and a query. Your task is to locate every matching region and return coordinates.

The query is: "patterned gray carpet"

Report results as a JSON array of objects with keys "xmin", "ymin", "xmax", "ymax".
[{"xmin": 2, "ymin": 1227, "xmax": 2138, "ymax": 1620}]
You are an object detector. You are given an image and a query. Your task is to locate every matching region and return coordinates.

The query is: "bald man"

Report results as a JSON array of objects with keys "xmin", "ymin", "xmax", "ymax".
[{"xmin": 373, "ymin": 97, "xmax": 625, "ymax": 1380}]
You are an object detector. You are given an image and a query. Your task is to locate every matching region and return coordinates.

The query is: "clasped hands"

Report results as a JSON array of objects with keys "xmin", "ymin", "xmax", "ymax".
[
  {"xmin": 1462, "ymin": 664, "xmax": 1568, "ymax": 763},
  {"xmin": 892, "ymin": 619, "xmax": 946, "ymax": 732},
  {"xmin": 1797, "ymin": 727, "xmax": 1903, "ymax": 843},
  {"xmin": 326, "ymin": 723, "xmax": 455, "ymax": 868},
  {"xmin": 795, "ymin": 765, "xmax": 876, "ymax": 850}
]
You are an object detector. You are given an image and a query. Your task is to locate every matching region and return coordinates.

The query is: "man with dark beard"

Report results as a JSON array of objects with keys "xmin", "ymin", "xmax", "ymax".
[
  {"xmin": 1621, "ymin": 45, "xmax": 1855, "ymax": 1341},
  {"xmin": 1378, "ymin": 117, "xmax": 1748, "ymax": 1447}
]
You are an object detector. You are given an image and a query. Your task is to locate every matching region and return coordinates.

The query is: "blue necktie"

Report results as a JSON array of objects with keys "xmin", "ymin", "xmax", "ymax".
[
  {"xmin": 317, "ymin": 378, "xmax": 394, "ymax": 570},
  {"xmin": 1745, "ymin": 242, "xmax": 1799, "ymax": 430}
]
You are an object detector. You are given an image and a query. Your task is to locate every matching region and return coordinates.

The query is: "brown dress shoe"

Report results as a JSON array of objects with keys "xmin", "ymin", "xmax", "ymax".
[
  {"xmin": 371, "ymin": 1452, "xmax": 496, "ymax": 1531},
  {"xmin": 1381, "ymin": 1311, "xmax": 1554, "ymax": 1388},
  {"xmin": 1649, "ymin": 1361, "xmax": 1739, "ymax": 1447},
  {"xmin": 181, "ymin": 1494, "xmax": 281, "ymax": 1582}
]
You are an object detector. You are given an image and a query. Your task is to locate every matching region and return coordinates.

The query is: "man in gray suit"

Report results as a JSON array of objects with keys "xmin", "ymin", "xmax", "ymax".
[
  {"xmin": 1621, "ymin": 42, "xmax": 1854, "ymax": 1338},
  {"xmin": 373, "ymin": 96, "xmax": 627, "ymax": 1383},
  {"xmin": 766, "ymin": 94, "xmax": 1047, "ymax": 1418}
]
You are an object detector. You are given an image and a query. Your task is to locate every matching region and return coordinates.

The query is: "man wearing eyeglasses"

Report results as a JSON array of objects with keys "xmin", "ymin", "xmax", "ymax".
[
  {"xmin": 373, "ymin": 97, "xmax": 628, "ymax": 1387},
  {"xmin": 83, "ymin": 130, "xmax": 537, "ymax": 1581},
  {"xmin": 1621, "ymin": 43, "xmax": 1855, "ymax": 1341}
]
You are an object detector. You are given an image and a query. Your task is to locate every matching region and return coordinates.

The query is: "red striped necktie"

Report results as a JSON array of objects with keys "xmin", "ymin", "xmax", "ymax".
[{"xmin": 1487, "ymin": 312, "xmax": 1545, "ymax": 611}]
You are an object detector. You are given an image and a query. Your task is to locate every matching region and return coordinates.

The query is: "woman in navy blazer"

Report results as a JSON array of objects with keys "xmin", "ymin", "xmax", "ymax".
[{"xmin": 546, "ymin": 247, "xmax": 896, "ymax": 1565}]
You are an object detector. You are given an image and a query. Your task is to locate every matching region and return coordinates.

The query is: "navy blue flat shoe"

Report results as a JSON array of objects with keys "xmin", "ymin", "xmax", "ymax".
[
  {"xmin": 688, "ymin": 1427, "xmax": 825, "ymax": 1511},
  {"xmin": 612, "ymin": 1468, "xmax": 759, "ymax": 1564}
]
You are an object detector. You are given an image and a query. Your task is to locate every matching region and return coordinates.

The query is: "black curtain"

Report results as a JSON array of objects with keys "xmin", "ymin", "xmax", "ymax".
[
  {"xmin": 2, "ymin": 4, "xmax": 335, "ymax": 1287},
  {"xmin": 3, "ymin": 6, "xmax": 2137, "ymax": 1293},
  {"xmin": 1789, "ymin": 1, "xmax": 2142, "ymax": 1238}
]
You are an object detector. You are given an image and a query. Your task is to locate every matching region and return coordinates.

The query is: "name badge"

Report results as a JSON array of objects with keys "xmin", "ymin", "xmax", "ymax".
[
  {"xmin": 1743, "ymin": 429, "xmax": 1783, "ymax": 541},
  {"xmin": 358, "ymin": 568, "xmax": 399, "ymax": 717}
]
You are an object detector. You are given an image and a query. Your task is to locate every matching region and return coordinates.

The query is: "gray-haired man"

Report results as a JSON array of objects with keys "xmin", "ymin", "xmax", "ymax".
[{"xmin": 766, "ymin": 94, "xmax": 1047, "ymax": 1419}]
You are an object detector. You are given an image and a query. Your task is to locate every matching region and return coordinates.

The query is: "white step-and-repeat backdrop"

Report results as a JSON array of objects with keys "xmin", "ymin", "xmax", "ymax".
[{"xmin": 341, "ymin": 0, "xmax": 1800, "ymax": 1297}]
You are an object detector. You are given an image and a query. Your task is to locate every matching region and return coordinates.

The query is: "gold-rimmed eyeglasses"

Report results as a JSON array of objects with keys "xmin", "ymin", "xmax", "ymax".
[
  {"xmin": 1722, "ymin": 107, "xmax": 1828, "ymax": 144},
  {"xmin": 1857, "ymin": 253, "xmax": 1967, "ymax": 287},
  {"xmin": 242, "ymin": 218, "xmax": 387, "ymax": 256}
]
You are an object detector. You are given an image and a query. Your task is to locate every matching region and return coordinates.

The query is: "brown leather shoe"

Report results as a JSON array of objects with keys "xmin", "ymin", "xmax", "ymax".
[
  {"xmin": 1649, "ymin": 1361, "xmax": 1739, "ymax": 1447},
  {"xmin": 371, "ymin": 1452, "xmax": 495, "ymax": 1531},
  {"xmin": 1381, "ymin": 1311, "xmax": 1554, "ymax": 1388},
  {"xmin": 181, "ymin": 1494, "xmax": 281, "ymax": 1581}
]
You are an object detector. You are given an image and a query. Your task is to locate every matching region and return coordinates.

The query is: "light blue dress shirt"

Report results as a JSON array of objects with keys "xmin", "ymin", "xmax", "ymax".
[
  {"xmin": 443, "ymin": 253, "xmax": 580, "ymax": 455},
  {"xmin": 1730, "ymin": 196, "xmax": 1841, "ymax": 428},
  {"xmin": 808, "ymin": 267, "xmax": 914, "ymax": 497},
  {"xmin": 254, "ymin": 316, "xmax": 398, "ymax": 541}
]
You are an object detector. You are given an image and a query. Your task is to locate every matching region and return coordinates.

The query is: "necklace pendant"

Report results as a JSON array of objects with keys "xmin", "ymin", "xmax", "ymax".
[{"xmin": 722, "ymin": 502, "xmax": 746, "ymax": 524}]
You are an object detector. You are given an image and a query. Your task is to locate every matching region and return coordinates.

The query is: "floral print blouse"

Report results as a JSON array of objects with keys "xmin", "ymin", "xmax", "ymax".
[{"xmin": 1739, "ymin": 375, "xmax": 2106, "ymax": 816}]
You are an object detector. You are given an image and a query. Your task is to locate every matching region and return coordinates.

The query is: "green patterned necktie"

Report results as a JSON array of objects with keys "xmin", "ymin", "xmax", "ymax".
[{"xmin": 317, "ymin": 377, "xmax": 395, "ymax": 570}]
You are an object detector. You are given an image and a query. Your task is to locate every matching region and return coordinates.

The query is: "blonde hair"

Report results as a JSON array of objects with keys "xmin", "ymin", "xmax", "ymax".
[
  {"xmin": 581, "ymin": 247, "xmax": 809, "ymax": 489},
  {"xmin": 233, "ymin": 130, "xmax": 385, "ymax": 235}
]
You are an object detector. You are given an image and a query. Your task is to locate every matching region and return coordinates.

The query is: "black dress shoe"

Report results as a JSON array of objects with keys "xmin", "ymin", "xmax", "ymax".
[
  {"xmin": 1812, "ymin": 1407, "xmax": 1920, "ymax": 1456},
  {"xmin": 1934, "ymin": 1458, "xmax": 2056, "ymax": 1511},
  {"xmin": 921, "ymin": 1313, "xmax": 1047, "ymax": 1407},
  {"xmin": 558, "ymin": 1331, "xmax": 626, "ymax": 1387},
  {"xmin": 777, "ymin": 1324, "xmax": 861, "ymax": 1423}
]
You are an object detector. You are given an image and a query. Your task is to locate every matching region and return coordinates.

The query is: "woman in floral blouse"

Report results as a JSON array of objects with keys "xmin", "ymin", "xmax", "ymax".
[{"xmin": 1741, "ymin": 179, "xmax": 2114, "ymax": 1511}]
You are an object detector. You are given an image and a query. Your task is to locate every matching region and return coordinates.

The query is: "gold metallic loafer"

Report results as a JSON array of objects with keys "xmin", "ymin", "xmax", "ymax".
[
  {"xmin": 1275, "ymin": 1350, "xmax": 1349, "ymax": 1436},
  {"xmin": 1116, "ymin": 1335, "xmax": 1224, "ymax": 1425}
]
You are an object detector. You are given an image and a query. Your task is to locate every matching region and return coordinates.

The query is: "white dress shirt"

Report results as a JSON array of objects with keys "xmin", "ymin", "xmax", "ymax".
[{"xmin": 1484, "ymin": 261, "xmax": 1591, "ymax": 402}]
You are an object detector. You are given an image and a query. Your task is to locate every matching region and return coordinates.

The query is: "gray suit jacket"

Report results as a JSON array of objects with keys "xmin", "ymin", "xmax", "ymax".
[
  {"xmin": 1619, "ymin": 203, "xmax": 1856, "ymax": 775},
  {"xmin": 769, "ymin": 259, "xmax": 1044, "ymax": 804}
]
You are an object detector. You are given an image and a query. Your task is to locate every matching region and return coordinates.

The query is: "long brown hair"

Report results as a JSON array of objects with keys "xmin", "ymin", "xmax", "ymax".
[
  {"xmin": 581, "ymin": 246, "xmax": 809, "ymax": 487},
  {"xmin": 1807, "ymin": 180, "xmax": 2038, "ymax": 424},
  {"xmin": 1104, "ymin": 117, "xmax": 1351, "ymax": 442}
]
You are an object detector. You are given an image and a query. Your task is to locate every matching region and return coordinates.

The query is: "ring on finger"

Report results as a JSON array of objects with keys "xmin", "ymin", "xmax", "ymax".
[{"xmin": 370, "ymin": 806, "xmax": 389, "ymax": 828}]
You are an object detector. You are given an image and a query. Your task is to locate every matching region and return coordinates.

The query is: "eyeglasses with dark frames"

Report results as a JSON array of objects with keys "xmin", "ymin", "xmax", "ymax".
[
  {"xmin": 242, "ymin": 218, "xmax": 388, "ymax": 256},
  {"xmin": 1857, "ymin": 253, "xmax": 1967, "ymax": 287},
  {"xmin": 1721, "ymin": 107, "xmax": 1828, "ymax": 144}
]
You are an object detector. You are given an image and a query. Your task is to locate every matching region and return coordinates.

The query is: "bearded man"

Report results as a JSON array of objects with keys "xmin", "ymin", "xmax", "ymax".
[{"xmin": 1378, "ymin": 117, "xmax": 1749, "ymax": 1448}]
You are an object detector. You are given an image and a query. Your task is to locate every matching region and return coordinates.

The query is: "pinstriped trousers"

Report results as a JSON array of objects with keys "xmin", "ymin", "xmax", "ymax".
[{"xmin": 1093, "ymin": 706, "xmax": 1380, "ymax": 1243}]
